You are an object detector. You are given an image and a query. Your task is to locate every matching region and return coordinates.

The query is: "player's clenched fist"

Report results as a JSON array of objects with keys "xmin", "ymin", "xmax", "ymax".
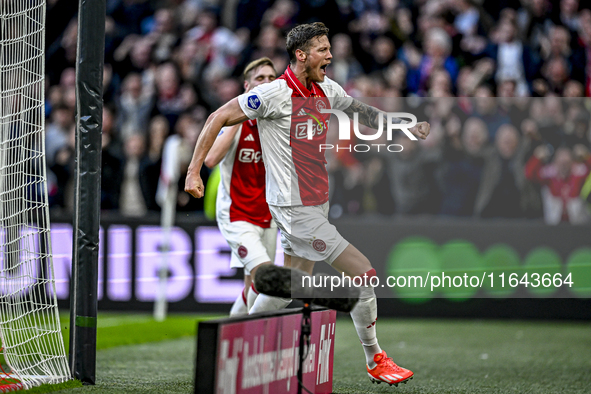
[
  {"xmin": 410, "ymin": 121, "xmax": 430, "ymax": 140},
  {"xmin": 185, "ymin": 172, "xmax": 204, "ymax": 198}
]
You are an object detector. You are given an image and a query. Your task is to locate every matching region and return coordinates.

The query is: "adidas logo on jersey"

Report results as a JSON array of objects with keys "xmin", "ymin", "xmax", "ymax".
[
  {"xmin": 297, "ymin": 108, "xmax": 307, "ymax": 116},
  {"xmin": 244, "ymin": 134, "xmax": 255, "ymax": 141}
]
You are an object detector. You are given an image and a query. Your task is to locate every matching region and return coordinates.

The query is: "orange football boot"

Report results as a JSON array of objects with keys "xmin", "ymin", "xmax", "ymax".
[{"xmin": 366, "ymin": 351, "xmax": 414, "ymax": 386}]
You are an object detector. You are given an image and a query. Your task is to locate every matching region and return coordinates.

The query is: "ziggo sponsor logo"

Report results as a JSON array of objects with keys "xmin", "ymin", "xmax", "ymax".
[{"xmin": 238, "ymin": 148, "xmax": 262, "ymax": 163}]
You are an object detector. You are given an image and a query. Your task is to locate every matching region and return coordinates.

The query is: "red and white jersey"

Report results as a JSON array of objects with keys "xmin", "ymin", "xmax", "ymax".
[
  {"xmin": 237, "ymin": 66, "xmax": 351, "ymax": 207},
  {"xmin": 216, "ymin": 119, "xmax": 273, "ymax": 228}
]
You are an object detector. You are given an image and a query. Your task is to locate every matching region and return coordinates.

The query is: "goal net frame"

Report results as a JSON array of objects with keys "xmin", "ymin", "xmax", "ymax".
[{"xmin": 0, "ymin": 0, "xmax": 71, "ymax": 389}]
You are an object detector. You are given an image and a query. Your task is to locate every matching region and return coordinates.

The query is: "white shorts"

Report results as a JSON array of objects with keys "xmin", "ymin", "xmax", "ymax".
[
  {"xmin": 218, "ymin": 219, "xmax": 277, "ymax": 274},
  {"xmin": 269, "ymin": 202, "xmax": 349, "ymax": 264}
]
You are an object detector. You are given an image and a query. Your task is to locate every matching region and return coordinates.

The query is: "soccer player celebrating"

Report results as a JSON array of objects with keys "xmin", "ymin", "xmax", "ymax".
[
  {"xmin": 204, "ymin": 57, "xmax": 279, "ymax": 315},
  {"xmin": 186, "ymin": 23, "xmax": 430, "ymax": 385}
]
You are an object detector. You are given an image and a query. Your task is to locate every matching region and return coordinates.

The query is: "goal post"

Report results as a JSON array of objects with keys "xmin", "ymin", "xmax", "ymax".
[
  {"xmin": 0, "ymin": 0, "xmax": 70, "ymax": 389},
  {"xmin": 68, "ymin": 0, "xmax": 106, "ymax": 385}
]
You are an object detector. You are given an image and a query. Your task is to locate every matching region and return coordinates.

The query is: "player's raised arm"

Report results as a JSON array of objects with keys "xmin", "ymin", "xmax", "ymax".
[
  {"xmin": 343, "ymin": 98, "xmax": 431, "ymax": 140},
  {"xmin": 185, "ymin": 98, "xmax": 249, "ymax": 198}
]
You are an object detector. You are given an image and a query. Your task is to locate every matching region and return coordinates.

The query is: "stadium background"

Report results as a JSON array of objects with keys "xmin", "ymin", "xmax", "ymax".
[{"xmin": 44, "ymin": 0, "xmax": 591, "ymax": 318}]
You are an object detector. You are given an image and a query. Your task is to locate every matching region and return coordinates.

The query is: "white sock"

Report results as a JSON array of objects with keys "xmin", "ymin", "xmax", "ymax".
[
  {"xmin": 350, "ymin": 286, "xmax": 382, "ymax": 369},
  {"xmin": 247, "ymin": 283, "xmax": 259, "ymax": 311},
  {"xmin": 249, "ymin": 294, "xmax": 291, "ymax": 314},
  {"xmin": 229, "ymin": 287, "xmax": 248, "ymax": 317}
]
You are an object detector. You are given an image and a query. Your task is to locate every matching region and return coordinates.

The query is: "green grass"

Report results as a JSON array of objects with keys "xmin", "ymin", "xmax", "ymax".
[
  {"xmin": 332, "ymin": 319, "xmax": 591, "ymax": 393},
  {"xmin": 27, "ymin": 380, "xmax": 83, "ymax": 393},
  {"xmin": 58, "ymin": 337, "xmax": 195, "ymax": 393},
  {"xmin": 25, "ymin": 315, "xmax": 591, "ymax": 393},
  {"xmin": 8, "ymin": 313, "xmax": 222, "ymax": 393},
  {"xmin": 60, "ymin": 312, "xmax": 224, "ymax": 352}
]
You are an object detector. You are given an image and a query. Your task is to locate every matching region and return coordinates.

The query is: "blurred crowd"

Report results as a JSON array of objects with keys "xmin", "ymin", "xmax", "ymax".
[{"xmin": 44, "ymin": 0, "xmax": 591, "ymax": 224}]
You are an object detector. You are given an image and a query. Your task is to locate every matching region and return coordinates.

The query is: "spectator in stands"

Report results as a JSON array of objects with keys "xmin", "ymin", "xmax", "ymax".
[
  {"xmin": 171, "ymin": 0, "xmax": 201, "ymax": 33},
  {"xmin": 563, "ymin": 99, "xmax": 590, "ymax": 147},
  {"xmin": 261, "ymin": 0, "xmax": 297, "ymax": 30},
  {"xmin": 327, "ymin": 158, "xmax": 365, "ymax": 218},
  {"xmin": 473, "ymin": 84, "xmax": 511, "ymax": 140},
  {"xmin": 174, "ymin": 37, "xmax": 200, "ymax": 83},
  {"xmin": 556, "ymin": 0, "xmax": 581, "ymax": 32},
  {"xmin": 541, "ymin": 25, "xmax": 586, "ymax": 84},
  {"xmin": 50, "ymin": 69, "xmax": 76, "ymax": 120},
  {"xmin": 325, "ymin": 120, "xmax": 366, "ymax": 218},
  {"xmin": 120, "ymin": 134, "xmax": 149, "ymax": 217},
  {"xmin": 152, "ymin": 62, "xmax": 194, "ymax": 128},
  {"xmin": 101, "ymin": 106, "xmax": 124, "ymax": 210},
  {"xmin": 102, "ymin": 63, "xmax": 120, "ymax": 104},
  {"xmin": 46, "ymin": 18, "xmax": 78, "ymax": 86},
  {"xmin": 253, "ymin": 26, "xmax": 290, "ymax": 74},
  {"xmin": 404, "ymin": 27, "xmax": 459, "ymax": 96},
  {"xmin": 45, "ymin": 105, "xmax": 74, "ymax": 167},
  {"xmin": 213, "ymin": 78, "xmax": 242, "ymax": 106},
  {"xmin": 564, "ymin": 79, "xmax": 585, "ymax": 97},
  {"xmin": 326, "ymin": 33, "xmax": 363, "ymax": 88},
  {"xmin": 383, "ymin": 61, "xmax": 408, "ymax": 95},
  {"xmin": 387, "ymin": 134, "xmax": 441, "ymax": 215},
  {"xmin": 428, "ymin": 69, "xmax": 454, "ymax": 97},
  {"xmin": 487, "ymin": 17, "xmax": 540, "ymax": 96},
  {"xmin": 528, "ymin": 96, "xmax": 567, "ymax": 149},
  {"xmin": 48, "ymin": 124, "xmax": 75, "ymax": 211},
  {"xmin": 141, "ymin": 116, "xmax": 170, "ymax": 212},
  {"xmin": 543, "ymin": 25, "xmax": 571, "ymax": 60},
  {"xmin": 109, "ymin": 0, "xmax": 154, "ymax": 38},
  {"xmin": 364, "ymin": 148, "xmax": 396, "ymax": 216},
  {"xmin": 43, "ymin": 0, "xmax": 591, "ymax": 223},
  {"xmin": 59, "ymin": 68, "xmax": 76, "ymax": 91},
  {"xmin": 368, "ymin": 36, "xmax": 397, "ymax": 73},
  {"xmin": 452, "ymin": 0, "xmax": 480, "ymax": 37},
  {"xmin": 439, "ymin": 117, "xmax": 488, "ymax": 216},
  {"xmin": 57, "ymin": 67, "xmax": 78, "ymax": 113},
  {"xmin": 525, "ymin": 144, "xmax": 591, "ymax": 224},
  {"xmin": 117, "ymin": 73, "xmax": 154, "ymax": 141},
  {"xmin": 186, "ymin": 10, "xmax": 244, "ymax": 78},
  {"xmin": 475, "ymin": 124, "xmax": 529, "ymax": 218},
  {"xmin": 157, "ymin": 113, "xmax": 207, "ymax": 213},
  {"xmin": 536, "ymin": 56, "xmax": 571, "ymax": 95},
  {"xmin": 517, "ymin": 0, "xmax": 552, "ymax": 52},
  {"xmin": 112, "ymin": 34, "xmax": 157, "ymax": 81},
  {"xmin": 150, "ymin": 8, "xmax": 181, "ymax": 63},
  {"xmin": 46, "ymin": 85, "xmax": 64, "ymax": 119}
]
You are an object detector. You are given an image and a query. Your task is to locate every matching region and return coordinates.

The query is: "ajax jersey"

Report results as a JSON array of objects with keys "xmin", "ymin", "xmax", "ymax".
[
  {"xmin": 216, "ymin": 119, "xmax": 273, "ymax": 228},
  {"xmin": 238, "ymin": 66, "xmax": 351, "ymax": 207}
]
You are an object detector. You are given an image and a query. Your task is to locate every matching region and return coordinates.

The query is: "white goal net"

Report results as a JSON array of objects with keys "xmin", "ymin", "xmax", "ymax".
[{"xmin": 0, "ymin": 0, "xmax": 70, "ymax": 389}]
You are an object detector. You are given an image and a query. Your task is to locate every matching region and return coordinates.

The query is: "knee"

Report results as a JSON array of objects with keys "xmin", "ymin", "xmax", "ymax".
[{"xmin": 250, "ymin": 261, "xmax": 272, "ymax": 280}]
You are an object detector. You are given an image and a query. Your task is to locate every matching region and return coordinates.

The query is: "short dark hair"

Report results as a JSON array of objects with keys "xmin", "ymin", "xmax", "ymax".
[
  {"xmin": 286, "ymin": 22, "xmax": 329, "ymax": 63},
  {"xmin": 243, "ymin": 57, "xmax": 276, "ymax": 80}
]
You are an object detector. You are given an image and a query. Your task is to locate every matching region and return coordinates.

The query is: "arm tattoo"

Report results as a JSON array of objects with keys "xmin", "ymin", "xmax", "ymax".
[{"xmin": 343, "ymin": 99, "xmax": 402, "ymax": 129}]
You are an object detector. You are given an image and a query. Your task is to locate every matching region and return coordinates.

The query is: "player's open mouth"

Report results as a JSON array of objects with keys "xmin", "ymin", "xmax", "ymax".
[{"xmin": 320, "ymin": 64, "xmax": 328, "ymax": 74}]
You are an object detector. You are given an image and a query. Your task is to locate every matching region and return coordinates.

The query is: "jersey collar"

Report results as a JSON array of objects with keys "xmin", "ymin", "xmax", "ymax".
[{"xmin": 283, "ymin": 65, "xmax": 322, "ymax": 97}]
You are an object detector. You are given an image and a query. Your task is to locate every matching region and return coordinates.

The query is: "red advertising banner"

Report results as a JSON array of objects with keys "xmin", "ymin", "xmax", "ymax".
[{"xmin": 207, "ymin": 308, "xmax": 336, "ymax": 394}]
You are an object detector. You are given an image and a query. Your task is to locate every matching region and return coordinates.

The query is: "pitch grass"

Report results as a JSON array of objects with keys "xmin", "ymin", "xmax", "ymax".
[
  {"xmin": 27, "ymin": 381, "xmax": 83, "ymax": 393},
  {"xmin": 333, "ymin": 319, "xmax": 591, "ymax": 393},
  {"xmin": 60, "ymin": 313, "xmax": 225, "ymax": 352},
  {"xmin": 18, "ymin": 313, "xmax": 222, "ymax": 393},
  {"xmin": 38, "ymin": 315, "xmax": 591, "ymax": 393}
]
